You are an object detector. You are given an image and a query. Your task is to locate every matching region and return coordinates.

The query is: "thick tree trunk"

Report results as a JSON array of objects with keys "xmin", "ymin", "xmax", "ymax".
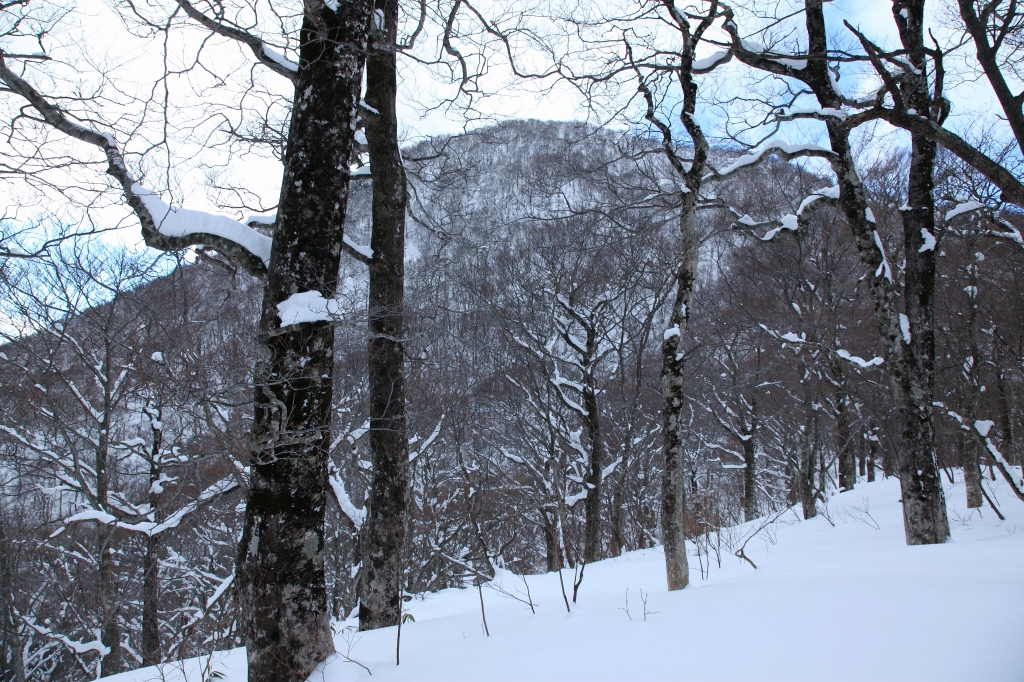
[
  {"xmin": 962, "ymin": 434, "xmax": 983, "ymax": 509},
  {"xmin": 798, "ymin": 0, "xmax": 949, "ymax": 543},
  {"xmin": 236, "ymin": 3, "xmax": 372, "ymax": 680},
  {"xmin": 358, "ymin": 0, "xmax": 409, "ymax": 632},
  {"xmin": 662, "ymin": 193, "xmax": 699, "ymax": 591},
  {"xmin": 891, "ymin": 0, "xmax": 950, "ymax": 544}
]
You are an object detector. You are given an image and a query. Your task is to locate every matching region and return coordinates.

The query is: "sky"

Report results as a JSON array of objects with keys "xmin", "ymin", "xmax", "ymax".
[{"xmin": 0, "ymin": 0, "xmax": 1016, "ymax": 252}]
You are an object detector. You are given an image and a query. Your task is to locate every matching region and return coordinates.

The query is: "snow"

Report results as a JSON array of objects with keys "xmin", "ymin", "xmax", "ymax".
[
  {"xmin": 131, "ymin": 184, "xmax": 272, "ymax": 266},
  {"xmin": 330, "ymin": 473, "xmax": 366, "ymax": 529},
  {"xmin": 974, "ymin": 419, "xmax": 994, "ymax": 437},
  {"xmin": 691, "ymin": 49, "xmax": 730, "ymax": 72},
  {"xmin": 63, "ymin": 509, "xmax": 117, "ymax": 526},
  {"xmin": 779, "ymin": 106, "xmax": 847, "ymax": 121},
  {"xmin": 150, "ymin": 351, "xmax": 163, "ymax": 363},
  {"xmin": 919, "ymin": 228, "xmax": 936, "ymax": 252},
  {"xmin": 946, "ymin": 201, "xmax": 985, "ymax": 221},
  {"xmin": 260, "ymin": 42, "xmax": 299, "ymax": 73},
  {"xmin": 899, "ymin": 313, "xmax": 912, "ymax": 344},
  {"xmin": 836, "ymin": 348, "xmax": 883, "ymax": 368},
  {"xmin": 872, "ymin": 231, "xmax": 893, "ymax": 282},
  {"xmin": 711, "ymin": 142, "xmax": 833, "ymax": 178},
  {"xmin": 343, "ymin": 234, "xmax": 374, "ymax": 260},
  {"xmin": 276, "ymin": 291, "xmax": 341, "ymax": 326},
  {"xmin": 103, "ymin": 476, "xmax": 1024, "ymax": 682}
]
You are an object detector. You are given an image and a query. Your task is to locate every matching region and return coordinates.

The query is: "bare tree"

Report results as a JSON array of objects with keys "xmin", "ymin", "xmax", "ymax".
[{"xmin": 0, "ymin": 0, "xmax": 377, "ymax": 677}]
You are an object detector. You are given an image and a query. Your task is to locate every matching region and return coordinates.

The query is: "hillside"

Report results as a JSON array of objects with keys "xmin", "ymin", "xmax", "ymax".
[{"xmin": 106, "ymin": 475, "xmax": 1024, "ymax": 682}]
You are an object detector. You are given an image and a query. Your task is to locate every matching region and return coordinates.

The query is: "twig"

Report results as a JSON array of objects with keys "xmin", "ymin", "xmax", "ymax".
[
  {"xmin": 572, "ymin": 559, "xmax": 586, "ymax": 603},
  {"xmin": 478, "ymin": 584, "xmax": 490, "ymax": 637},
  {"xmin": 557, "ymin": 568, "xmax": 571, "ymax": 613},
  {"xmin": 980, "ymin": 482, "xmax": 1006, "ymax": 521}
]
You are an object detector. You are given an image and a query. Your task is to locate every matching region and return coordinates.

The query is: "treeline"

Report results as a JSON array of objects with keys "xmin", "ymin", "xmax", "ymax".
[{"xmin": 1, "ymin": 120, "xmax": 1021, "ymax": 681}]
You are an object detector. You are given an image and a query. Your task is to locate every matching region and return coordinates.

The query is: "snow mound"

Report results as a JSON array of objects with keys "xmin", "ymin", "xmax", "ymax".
[{"xmin": 105, "ymin": 476, "xmax": 1024, "ymax": 682}]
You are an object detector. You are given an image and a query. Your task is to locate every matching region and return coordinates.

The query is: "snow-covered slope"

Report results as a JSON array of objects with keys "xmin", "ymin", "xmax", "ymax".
[{"xmin": 106, "ymin": 476, "xmax": 1024, "ymax": 682}]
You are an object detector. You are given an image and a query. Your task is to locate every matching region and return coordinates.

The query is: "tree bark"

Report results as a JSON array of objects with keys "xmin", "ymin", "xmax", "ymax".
[
  {"xmin": 235, "ymin": 3, "xmax": 372, "ymax": 680},
  {"xmin": 836, "ymin": 388, "xmax": 856, "ymax": 492},
  {"xmin": 662, "ymin": 192, "xmax": 699, "ymax": 590},
  {"xmin": 956, "ymin": 0, "xmax": 1024, "ymax": 155},
  {"xmin": 358, "ymin": 0, "xmax": 410, "ymax": 632},
  {"xmin": 741, "ymin": 425, "xmax": 758, "ymax": 521},
  {"xmin": 729, "ymin": 0, "xmax": 949, "ymax": 543},
  {"xmin": 800, "ymin": 370, "xmax": 818, "ymax": 520},
  {"xmin": 0, "ymin": 510, "xmax": 25, "ymax": 682},
  {"xmin": 582, "ymin": 338, "xmax": 607, "ymax": 564},
  {"xmin": 141, "ymin": 409, "xmax": 164, "ymax": 666},
  {"xmin": 891, "ymin": 0, "xmax": 950, "ymax": 544},
  {"xmin": 96, "ymin": 345, "xmax": 122, "ymax": 678}
]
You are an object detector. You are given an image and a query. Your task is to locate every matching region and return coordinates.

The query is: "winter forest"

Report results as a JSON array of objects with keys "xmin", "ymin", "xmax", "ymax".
[{"xmin": 1, "ymin": 0, "xmax": 1023, "ymax": 680}]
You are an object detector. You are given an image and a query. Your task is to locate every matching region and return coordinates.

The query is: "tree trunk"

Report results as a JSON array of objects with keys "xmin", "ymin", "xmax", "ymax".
[
  {"xmin": 800, "ymin": 368, "xmax": 818, "ymax": 520},
  {"xmin": 836, "ymin": 389, "xmax": 856, "ymax": 492},
  {"xmin": 141, "ymin": 410, "xmax": 164, "ymax": 666},
  {"xmin": 582, "ymin": 351, "xmax": 606, "ymax": 564},
  {"xmin": 96, "ymin": 356, "xmax": 122, "ymax": 678},
  {"xmin": 358, "ymin": 0, "xmax": 409, "ymax": 632},
  {"xmin": 962, "ymin": 434, "xmax": 983, "ymax": 509},
  {"xmin": 890, "ymin": 0, "xmax": 950, "ymax": 544},
  {"xmin": 867, "ymin": 433, "xmax": 878, "ymax": 483},
  {"xmin": 662, "ymin": 192, "xmax": 699, "ymax": 591},
  {"xmin": 236, "ymin": 3, "xmax": 372, "ymax": 680},
  {"xmin": 0, "ymin": 511, "xmax": 25, "ymax": 682},
  {"xmin": 741, "ymin": 429, "xmax": 758, "ymax": 521},
  {"xmin": 608, "ymin": 447, "xmax": 628, "ymax": 557}
]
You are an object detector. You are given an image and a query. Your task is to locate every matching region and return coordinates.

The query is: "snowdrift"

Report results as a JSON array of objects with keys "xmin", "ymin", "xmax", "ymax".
[{"xmin": 106, "ymin": 476, "xmax": 1024, "ymax": 682}]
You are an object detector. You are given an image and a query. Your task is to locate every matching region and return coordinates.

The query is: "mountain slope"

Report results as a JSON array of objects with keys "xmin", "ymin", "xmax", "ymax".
[{"xmin": 106, "ymin": 475, "xmax": 1024, "ymax": 682}]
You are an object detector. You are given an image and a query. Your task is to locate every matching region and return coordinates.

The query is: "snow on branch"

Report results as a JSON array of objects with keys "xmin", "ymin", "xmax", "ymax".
[
  {"xmin": 935, "ymin": 403, "xmax": 1024, "ymax": 502},
  {"xmin": 410, "ymin": 415, "xmax": 445, "ymax": 464},
  {"xmin": 734, "ymin": 186, "xmax": 840, "ymax": 240},
  {"xmin": 836, "ymin": 348, "xmax": 883, "ymax": 368},
  {"xmin": 707, "ymin": 142, "xmax": 837, "ymax": 181},
  {"xmin": 343, "ymin": 234, "xmax": 374, "ymax": 263},
  {"xmin": 329, "ymin": 461, "xmax": 366, "ymax": 530},
  {"xmin": 775, "ymin": 106, "xmax": 849, "ymax": 122},
  {"xmin": 0, "ymin": 52, "xmax": 272, "ymax": 276},
  {"xmin": 52, "ymin": 476, "xmax": 239, "ymax": 537},
  {"xmin": 172, "ymin": 0, "xmax": 299, "ymax": 81},
  {"xmin": 872, "ymin": 231, "xmax": 893, "ymax": 282},
  {"xmin": 692, "ymin": 49, "xmax": 732, "ymax": 73},
  {"xmin": 132, "ymin": 185, "xmax": 272, "ymax": 266},
  {"xmin": 989, "ymin": 216, "xmax": 1024, "ymax": 249},
  {"xmin": 945, "ymin": 200, "xmax": 986, "ymax": 221},
  {"xmin": 276, "ymin": 291, "xmax": 342, "ymax": 327},
  {"xmin": 22, "ymin": 617, "xmax": 110, "ymax": 659}
]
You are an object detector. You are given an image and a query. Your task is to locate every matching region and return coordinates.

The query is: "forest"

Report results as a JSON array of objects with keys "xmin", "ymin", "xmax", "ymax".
[{"xmin": 0, "ymin": 0, "xmax": 1022, "ymax": 681}]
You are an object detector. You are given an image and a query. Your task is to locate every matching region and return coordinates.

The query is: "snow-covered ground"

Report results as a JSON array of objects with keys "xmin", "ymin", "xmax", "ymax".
[{"xmin": 108, "ymin": 475, "xmax": 1024, "ymax": 682}]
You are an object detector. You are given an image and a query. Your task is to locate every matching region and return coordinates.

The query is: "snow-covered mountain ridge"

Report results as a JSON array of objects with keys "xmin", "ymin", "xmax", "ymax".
[{"xmin": 106, "ymin": 475, "xmax": 1024, "ymax": 682}]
